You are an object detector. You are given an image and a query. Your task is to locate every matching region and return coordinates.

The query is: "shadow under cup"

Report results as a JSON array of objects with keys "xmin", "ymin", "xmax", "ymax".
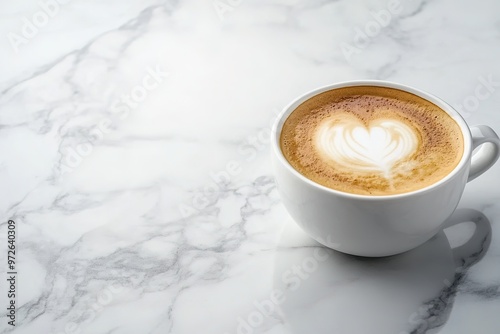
[
  {"xmin": 272, "ymin": 208, "xmax": 492, "ymax": 334},
  {"xmin": 271, "ymin": 80, "xmax": 500, "ymax": 256}
]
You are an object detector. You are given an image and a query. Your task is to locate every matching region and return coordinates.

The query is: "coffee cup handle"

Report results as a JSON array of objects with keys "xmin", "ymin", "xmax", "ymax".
[{"xmin": 467, "ymin": 125, "xmax": 500, "ymax": 182}]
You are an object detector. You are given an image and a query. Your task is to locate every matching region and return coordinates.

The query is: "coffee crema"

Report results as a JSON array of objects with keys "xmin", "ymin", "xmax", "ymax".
[{"xmin": 280, "ymin": 86, "xmax": 464, "ymax": 195}]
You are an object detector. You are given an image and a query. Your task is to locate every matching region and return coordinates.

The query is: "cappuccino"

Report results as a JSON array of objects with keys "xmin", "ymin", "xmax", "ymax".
[{"xmin": 280, "ymin": 86, "xmax": 464, "ymax": 195}]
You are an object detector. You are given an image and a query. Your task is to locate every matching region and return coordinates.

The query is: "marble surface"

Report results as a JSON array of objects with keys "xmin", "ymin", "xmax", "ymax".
[{"xmin": 1, "ymin": 0, "xmax": 500, "ymax": 333}]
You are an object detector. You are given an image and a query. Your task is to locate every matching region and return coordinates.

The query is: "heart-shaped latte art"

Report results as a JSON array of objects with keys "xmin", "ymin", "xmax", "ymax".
[{"xmin": 315, "ymin": 116, "xmax": 418, "ymax": 178}]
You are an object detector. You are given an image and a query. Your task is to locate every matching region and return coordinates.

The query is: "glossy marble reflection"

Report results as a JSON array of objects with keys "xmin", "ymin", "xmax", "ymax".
[{"xmin": 1, "ymin": 0, "xmax": 500, "ymax": 333}]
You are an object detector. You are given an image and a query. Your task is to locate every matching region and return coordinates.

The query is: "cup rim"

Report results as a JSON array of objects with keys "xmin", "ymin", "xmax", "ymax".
[{"xmin": 271, "ymin": 80, "xmax": 473, "ymax": 200}]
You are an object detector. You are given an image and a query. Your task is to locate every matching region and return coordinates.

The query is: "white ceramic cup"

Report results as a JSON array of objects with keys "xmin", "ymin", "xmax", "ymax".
[{"xmin": 271, "ymin": 80, "xmax": 500, "ymax": 257}]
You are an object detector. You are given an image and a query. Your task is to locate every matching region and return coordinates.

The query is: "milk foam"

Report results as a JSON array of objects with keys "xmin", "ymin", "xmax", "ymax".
[{"xmin": 315, "ymin": 115, "xmax": 418, "ymax": 178}]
